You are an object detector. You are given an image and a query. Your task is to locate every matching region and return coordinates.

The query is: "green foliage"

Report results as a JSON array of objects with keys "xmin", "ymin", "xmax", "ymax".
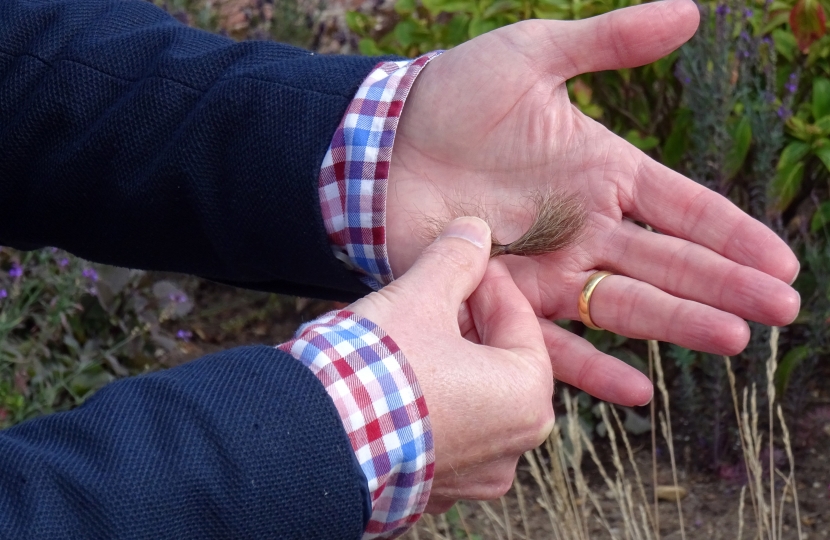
[
  {"xmin": 0, "ymin": 247, "xmax": 191, "ymax": 429},
  {"xmin": 775, "ymin": 344, "xmax": 811, "ymax": 395},
  {"xmin": 149, "ymin": 0, "xmax": 317, "ymax": 47},
  {"xmin": 347, "ymin": 0, "xmax": 642, "ymax": 56}
]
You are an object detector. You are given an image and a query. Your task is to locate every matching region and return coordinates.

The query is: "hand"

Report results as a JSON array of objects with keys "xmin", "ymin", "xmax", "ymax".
[
  {"xmin": 385, "ymin": 0, "xmax": 800, "ymax": 408},
  {"xmin": 349, "ymin": 217, "xmax": 554, "ymax": 513}
]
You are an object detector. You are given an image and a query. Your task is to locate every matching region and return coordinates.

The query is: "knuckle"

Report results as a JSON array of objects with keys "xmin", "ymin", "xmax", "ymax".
[
  {"xmin": 487, "ymin": 475, "xmax": 516, "ymax": 500},
  {"xmin": 531, "ymin": 409, "xmax": 556, "ymax": 449}
]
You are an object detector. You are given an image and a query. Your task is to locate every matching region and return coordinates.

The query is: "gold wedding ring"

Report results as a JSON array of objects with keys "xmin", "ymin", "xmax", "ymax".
[{"xmin": 578, "ymin": 271, "xmax": 613, "ymax": 330}]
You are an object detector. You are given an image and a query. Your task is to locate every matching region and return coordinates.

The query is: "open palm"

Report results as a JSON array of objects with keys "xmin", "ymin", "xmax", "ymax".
[{"xmin": 385, "ymin": 0, "xmax": 800, "ymax": 406}]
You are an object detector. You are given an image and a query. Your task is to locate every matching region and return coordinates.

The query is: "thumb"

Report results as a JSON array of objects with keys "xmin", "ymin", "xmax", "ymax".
[
  {"xmin": 393, "ymin": 216, "xmax": 492, "ymax": 313},
  {"xmin": 527, "ymin": 0, "xmax": 700, "ymax": 80}
]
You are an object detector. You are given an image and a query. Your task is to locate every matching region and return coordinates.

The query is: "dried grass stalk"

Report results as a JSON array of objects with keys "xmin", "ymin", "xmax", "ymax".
[
  {"xmin": 738, "ymin": 484, "xmax": 747, "ymax": 540},
  {"xmin": 777, "ymin": 405, "xmax": 803, "ymax": 540},
  {"xmin": 766, "ymin": 327, "xmax": 780, "ymax": 539},
  {"xmin": 650, "ymin": 340, "xmax": 686, "ymax": 540},
  {"xmin": 512, "ymin": 477, "xmax": 532, "ymax": 540},
  {"xmin": 454, "ymin": 503, "xmax": 475, "ymax": 540},
  {"xmin": 610, "ymin": 405, "xmax": 656, "ymax": 533}
]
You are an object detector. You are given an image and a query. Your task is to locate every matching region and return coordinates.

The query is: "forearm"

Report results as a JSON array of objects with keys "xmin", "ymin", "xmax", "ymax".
[
  {"xmin": 0, "ymin": 0, "xmax": 385, "ymax": 300},
  {"xmin": 0, "ymin": 346, "xmax": 370, "ymax": 539}
]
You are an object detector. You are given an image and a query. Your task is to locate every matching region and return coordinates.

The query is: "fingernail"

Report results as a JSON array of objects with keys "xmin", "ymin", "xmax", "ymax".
[
  {"xmin": 637, "ymin": 385, "xmax": 654, "ymax": 407},
  {"xmin": 439, "ymin": 216, "xmax": 490, "ymax": 248},
  {"xmin": 789, "ymin": 261, "xmax": 800, "ymax": 285}
]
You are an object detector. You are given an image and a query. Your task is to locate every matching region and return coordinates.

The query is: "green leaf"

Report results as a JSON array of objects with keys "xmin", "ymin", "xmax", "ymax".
[
  {"xmin": 779, "ymin": 141, "xmax": 812, "ymax": 169},
  {"xmin": 621, "ymin": 407, "xmax": 652, "ymax": 435},
  {"xmin": 815, "ymin": 115, "xmax": 830, "ymax": 133},
  {"xmin": 773, "ymin": 28, "xmax": 798, "ymax": 62},
  {"xmin": 393, "ymin": 20, "xmax": 417, "ymax": 47},
  {"xmin": 357, "ymin": 38, "xmax": 383, "ymax": 56},
  {"xmin": 724, "ymin": 116, "xmax": 752, "ymax": 179},
  {"xmin": 814, "ymin": 78, "xmax": 830, "ymax": 120},
  {"xmin": 446, "ymin": 14, "xmax": 469, "ymax": 45},
  {"xmin": 810, "ymin": 200, "xmax": 830, "ymax": 232},
  {"xmin": 394, "ymin": 0, "xmax": 416, "ymax": 14},
  {"xmin": 345, "ymin": 11, "xmax": 373, "ymax": 34},
  {"xmin": 762, "ymin": 11, "xmax": 792, "ymax": 34},
  {"xmin": 468, "ymin": 16, "xmax": 498, "ymax": 38},
  {"xmin": 423, "ymin": 0, "xmax": 476, "ymax": 14},
  {"xmin": 768, "ymin": 160, "xmax": 805, "ymax": 214},
  {"xmin": 662, "ymin": 108, "xmax": 692, "ymax": 168},
  {"xmin": 775, "ymin": 345, "xmax": 811, "ymax": 397},
  {"xmin": 813, "ymin": 139, "xmax": 830, "ymax": 172},
  {"xmin": 652, "ymin": 51, "xmax": 679, "ymax": 79},
  {"xmin": 768, "ymin": 141, "xmax": 810, "ymax": 213},
  {"xmin": 581, "ymin": 104, "xmax": 603, "ymax": 119},
  {"xmin": 624, "ymin": 130, "xmax": 659, "ymax": 151},
  {"xmin": 483, "ymin": 0, "xmax": 522, "ymax": 18},
  {"xmin": 811, "ymin": 199, "xmax": 830, "ymax": 232}
]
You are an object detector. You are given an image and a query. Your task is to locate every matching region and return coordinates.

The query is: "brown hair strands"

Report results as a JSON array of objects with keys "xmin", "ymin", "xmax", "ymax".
[{"xmin": 422, "ymin": 190, "xmax": 588, "ymax": 259}]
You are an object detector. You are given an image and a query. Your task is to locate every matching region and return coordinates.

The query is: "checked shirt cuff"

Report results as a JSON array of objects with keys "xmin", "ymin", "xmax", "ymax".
[
  {"xmin": 278, "ymin": 310, "xmax": 434, "ymax": 540},
  {"xmin": 318, "ymin": 52, "xmax": 442, "ymax": 290}
]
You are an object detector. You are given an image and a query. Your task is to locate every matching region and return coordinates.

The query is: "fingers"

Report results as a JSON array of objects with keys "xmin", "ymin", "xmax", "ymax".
[
  {"xmin": 394, "ymin": 216, "xmax": 492, "ymax": 312},
  {"xmin": 623, "ymin": 155, "xmax": 800, "ymax": 284},
  {"xmin": 467, "ymin": 258, "xmax": 546, "ymax": 356},
  {"xmin": 539, "ymin": 319, "xmax": 653, "ymax": 407},
  {"xmin": 572, "ymin": 273, "xmax": 751, "ymax": 355},
  {"xmin": 601, "ymin": 220, "xmax": 800, "ymax": 326},
  {"xmin": 531, "ymin": 0, "xmax": 700, "ymax": 80}
]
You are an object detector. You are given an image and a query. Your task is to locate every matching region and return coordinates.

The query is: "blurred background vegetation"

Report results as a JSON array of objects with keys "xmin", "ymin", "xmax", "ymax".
[{"xmin": 1, "ymin": 0, "xmax": 829, "ymax": 535}]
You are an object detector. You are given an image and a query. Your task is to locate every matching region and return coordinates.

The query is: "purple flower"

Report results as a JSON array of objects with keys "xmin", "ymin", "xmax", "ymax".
[
  {"xmin": 58, "ymin": 258, "xmax": 69, "ymax": 268},
  {"xmin": 0, "ymin": 289, "xmax": 7, "ymax": 299},
  {"xmin": 740, "ymin": 31, "xmax": 750, "ymax": 41},
  {"xmin": 744, "ymin": 8, "xmax": 753, "ymax": 18},
  {"xmin": 176, "ymin": 329, "xmax": 193, "ymax": 341},
  {"xmin": 785, "ymin": 73, "xmax": 798, "ymax": 94},
  {"xmin": 674, "ymin": 64, "xmax": 692, "ymax": 85},
  {"xmin": 82, "ymin": 268, "xmax": 98, "ymax": 282},
  {"xmin": 762, "ymin": 36, "xmax": 773, "ymax": 45},
  {"xmin": 716, "ymin": 4, "xmax": 730, "ymax": 16},
  {"xmin": 777, "ymin": 106, "xmax": 792, "ymax": 120},
  {"xmin": 49, "ymin": 247, "xmax": 58, "ymax": 254},
  {"xmin": 8, "ymin": 264, "xmax": 22, "ymax": 279},
  {"xmin": 168, "ymin": 292, "xmax": 188, "ymax": 304}
]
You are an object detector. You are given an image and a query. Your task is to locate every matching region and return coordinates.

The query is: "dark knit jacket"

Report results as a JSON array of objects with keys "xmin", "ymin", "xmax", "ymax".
[{"xmin": 0, "ymin": 0, "xmax": 400, "ymax": 537}]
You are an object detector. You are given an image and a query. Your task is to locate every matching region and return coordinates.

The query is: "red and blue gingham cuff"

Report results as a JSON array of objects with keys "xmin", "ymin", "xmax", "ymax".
[
  {"xmin": 318, "ymin": 52, "xmax": 442, "ymax": 290},
  {"xmin": 278, "ymin": 310, "xmax": 434, "ymax": 539}
]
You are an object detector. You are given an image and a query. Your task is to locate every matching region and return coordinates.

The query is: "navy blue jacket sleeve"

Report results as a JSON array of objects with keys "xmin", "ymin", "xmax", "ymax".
[
  {"xmin": 0, "ymin": 346, "xmax": 371, "ymax": 539},
  {"xmin": 0, "ymin": 0, "xmax": 395, "ymax": 301}
]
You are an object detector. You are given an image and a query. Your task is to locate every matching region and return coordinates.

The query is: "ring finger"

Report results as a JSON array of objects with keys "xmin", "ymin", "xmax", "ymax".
[{"xmin": 573, "ymin": 272, "xmax": 750, "ymax": 355}]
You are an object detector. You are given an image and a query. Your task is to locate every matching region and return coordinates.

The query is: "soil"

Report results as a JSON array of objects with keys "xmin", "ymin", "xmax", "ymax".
[{"xmin": 159, "ymin": 277, "xmax": 830, "ymax": 540}]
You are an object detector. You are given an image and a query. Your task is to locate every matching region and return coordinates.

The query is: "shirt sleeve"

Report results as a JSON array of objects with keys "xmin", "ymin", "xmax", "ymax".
[
  {"xmin": 278, "ymin": 310, "xmax": 434, "ymax": 539},
  {"xmin": 318, "ymin": 53, "xmax": 443, "ymax": 290}
]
